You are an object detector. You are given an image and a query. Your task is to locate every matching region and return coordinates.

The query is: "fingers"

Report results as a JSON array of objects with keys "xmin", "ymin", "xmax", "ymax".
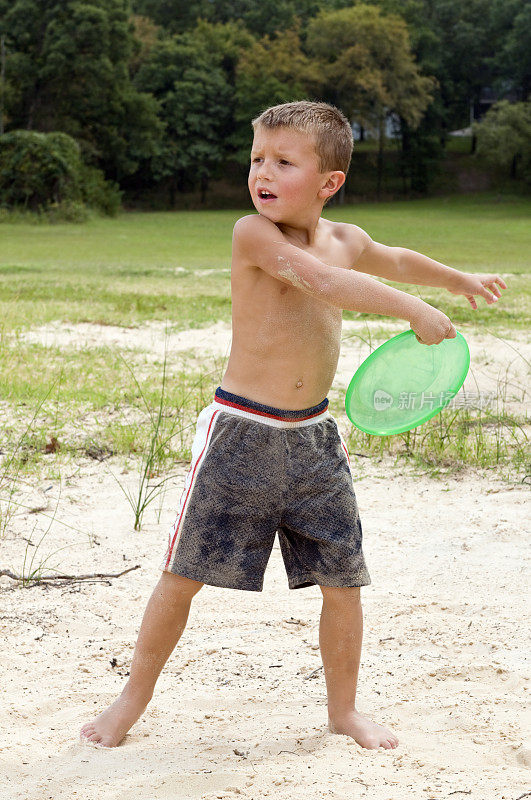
[
  {"xmin": 482, "ymin": 286, "xmax": 498, "ymax": 303},
  {"xmin": 482, "ymin": 274, "xmax": 507, "ymax": 303}
]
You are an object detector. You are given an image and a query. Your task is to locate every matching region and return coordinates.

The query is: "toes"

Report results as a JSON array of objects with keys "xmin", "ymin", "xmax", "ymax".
[
  {"xmin": 387, "ymin": 739, "xmax": 398, "ymax": 749},
  {"xmin": 81, "ymin": 724, "xmax": 95, "ymax": 735},
  {"xmin": 99, "ymin": 738, "xmax": 113, "ymax": 748}
]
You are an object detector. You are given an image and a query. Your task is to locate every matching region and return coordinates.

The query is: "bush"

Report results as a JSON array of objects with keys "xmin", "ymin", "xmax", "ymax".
[
  {"xmin": 473, "ymin": 101, "xmax": 531, "ymax": 186},
  {"xmin": 0, "ymin": 130, "xmax": 122, "ymax": 216}
]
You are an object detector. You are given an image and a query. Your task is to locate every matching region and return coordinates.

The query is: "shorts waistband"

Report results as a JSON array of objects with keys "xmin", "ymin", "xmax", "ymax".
[{"xmin": 213, "ymin": 387, "xmax": 330, "ymax": 429}]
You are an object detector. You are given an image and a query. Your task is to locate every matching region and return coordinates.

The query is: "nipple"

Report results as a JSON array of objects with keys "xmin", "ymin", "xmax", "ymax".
[{"xmin": 296, "ymin": 379, "xmax": 303, "ymax": 389}]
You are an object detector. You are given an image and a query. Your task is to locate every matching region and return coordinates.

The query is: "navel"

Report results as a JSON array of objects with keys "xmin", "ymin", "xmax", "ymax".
[{"xmin": 296, "ymin": 379, "xmax": 304, "ymax": 389}]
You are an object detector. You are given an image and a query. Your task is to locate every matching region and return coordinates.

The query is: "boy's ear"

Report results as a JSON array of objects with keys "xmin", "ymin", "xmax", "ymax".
[{"xmin": 319, "ymin": 171, "xmax": 346, "ymax": 201}]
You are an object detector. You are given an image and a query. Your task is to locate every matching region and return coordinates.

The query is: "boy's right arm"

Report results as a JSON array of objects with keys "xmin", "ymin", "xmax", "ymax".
[{"xmin": 233, "ymin": 215, "xmax": 456, "ymax": 345}]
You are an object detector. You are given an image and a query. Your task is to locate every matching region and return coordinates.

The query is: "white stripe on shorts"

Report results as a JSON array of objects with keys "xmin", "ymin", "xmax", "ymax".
[{"xmin": 161, "ymin": 404, "xmax": 220, "ymax": 571}]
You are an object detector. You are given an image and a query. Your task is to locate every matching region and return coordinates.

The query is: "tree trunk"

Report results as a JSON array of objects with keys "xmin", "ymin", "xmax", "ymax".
[
  {"xmin": 400, "ymin": 117, "xmax": 410, "ymax": 194},
  {"xmin": 200, "ymin": 173, "xmax": 208, "ymax": 204},
  {"xmin": 510, "ymin": 153, "xmax": 519, "ymax": 179},
  {"xmin": 169, "ymin": 180, "xmax": 175, "ymax": 208},
  {"xmin": 376, "ymin": 113, "xmax": 385, "ymax": 201}
]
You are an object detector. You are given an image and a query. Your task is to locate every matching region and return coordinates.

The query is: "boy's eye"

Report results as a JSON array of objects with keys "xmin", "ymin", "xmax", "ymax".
[{"xmin": 251, "ymin": 158, "xmax": 291, "ymax": 165}]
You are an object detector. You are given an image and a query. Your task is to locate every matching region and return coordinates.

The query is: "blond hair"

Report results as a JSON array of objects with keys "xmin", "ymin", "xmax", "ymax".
[{"xmin": 252, "ymin": 100, "xmax": 353, "ymax": 175}]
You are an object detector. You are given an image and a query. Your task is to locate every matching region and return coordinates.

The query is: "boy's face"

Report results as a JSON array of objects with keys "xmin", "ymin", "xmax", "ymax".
[{"xmin": 248, "ymin": 125, "xmax": 335, "ymax": 222}]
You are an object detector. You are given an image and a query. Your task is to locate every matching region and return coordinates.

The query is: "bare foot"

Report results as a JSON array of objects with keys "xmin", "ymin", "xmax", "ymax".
[
  {"xmin": 80, "ymin": 688, "xmax": 151, "ymax": 748},
  {"xmin": 328, "ymin": 710, "xmax": 399, "ymax": 750}
]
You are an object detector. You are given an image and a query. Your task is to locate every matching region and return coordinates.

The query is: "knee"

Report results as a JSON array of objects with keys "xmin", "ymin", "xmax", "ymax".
[
  {"xmin": 319, "ymin": 585, "xmax": 361, "ymax": 604},
  {"xmin": 160, "ymin": 570, "xmax": 204, "ymax": 598}
]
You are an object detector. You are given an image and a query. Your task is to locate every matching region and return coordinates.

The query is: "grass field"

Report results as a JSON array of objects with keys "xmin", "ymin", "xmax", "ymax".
[
  {"xmin": 0, "ymin": 193, "xmax": 529, "ymax": 331},
  {"xmin": 0, "ymin": 194, "xmax": 529, "ymax": 536}
]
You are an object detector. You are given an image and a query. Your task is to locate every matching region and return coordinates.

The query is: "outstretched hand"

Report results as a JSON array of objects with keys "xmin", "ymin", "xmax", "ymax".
[{"xmin": 448, "ymin": 272, "xmax": 508, "ymax": 310}]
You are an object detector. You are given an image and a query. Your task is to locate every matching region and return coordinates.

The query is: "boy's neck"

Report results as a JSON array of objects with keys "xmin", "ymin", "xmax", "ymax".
[{"xmin": 274, "ymin": 207, "xmax": 325, "ymax": 248}]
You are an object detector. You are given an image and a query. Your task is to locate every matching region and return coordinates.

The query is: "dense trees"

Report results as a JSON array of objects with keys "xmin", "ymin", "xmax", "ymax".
[
  {"xmin": 0, "ymin": 0, "xmax": 162, "ymax": 180},
  {"xmin": 0, "ymin": 0, "xmax": 528, "ymax": 209}
]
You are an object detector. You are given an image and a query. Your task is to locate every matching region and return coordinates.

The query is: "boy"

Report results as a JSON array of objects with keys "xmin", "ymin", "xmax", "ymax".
[{"xmin": 80, "ymin": 101, "xmax": 506, "ymax": 750}]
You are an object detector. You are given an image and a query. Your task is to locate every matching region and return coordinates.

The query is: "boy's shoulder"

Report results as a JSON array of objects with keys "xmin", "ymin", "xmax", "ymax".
[
  {"xmin": 323, "ymin": 218, "xmax": 371, "ymax": 249},
  {"xmin": 232, "ymin": 213, "xmax": 370, "ymax": 251}
]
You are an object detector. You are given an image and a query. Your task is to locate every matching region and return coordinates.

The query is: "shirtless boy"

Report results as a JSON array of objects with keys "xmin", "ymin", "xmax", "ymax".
[{"xmin": 80, "ymin": 100, "xmax": 507, "ymax": 750}]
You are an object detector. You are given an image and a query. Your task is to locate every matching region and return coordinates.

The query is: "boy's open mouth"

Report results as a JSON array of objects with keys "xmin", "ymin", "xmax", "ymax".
[{"xmin": 258, "ymin": 188, "xmax": 277, "ymax": 201}]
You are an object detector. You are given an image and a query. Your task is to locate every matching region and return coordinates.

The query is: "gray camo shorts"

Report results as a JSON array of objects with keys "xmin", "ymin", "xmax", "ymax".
[{"xmin": 160, "ymin": 386, "xmax": 371, "ymax": 591}]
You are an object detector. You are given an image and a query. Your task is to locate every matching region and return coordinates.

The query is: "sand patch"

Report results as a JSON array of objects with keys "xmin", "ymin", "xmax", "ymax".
[{"xmin": 0, "ymin": 456, "xmax": 529, "ymax": 799}]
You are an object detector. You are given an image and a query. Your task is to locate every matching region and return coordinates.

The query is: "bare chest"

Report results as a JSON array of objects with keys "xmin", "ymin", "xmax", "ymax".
[{"xmin": 231, "ymin": 234, "xmax": 352, "ymax": 343}]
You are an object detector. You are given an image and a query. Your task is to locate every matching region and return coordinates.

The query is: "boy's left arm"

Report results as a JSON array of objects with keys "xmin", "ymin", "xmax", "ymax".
[{"xmin": 351, "ymin": 228, "xmax": 508, "ymax": 310}]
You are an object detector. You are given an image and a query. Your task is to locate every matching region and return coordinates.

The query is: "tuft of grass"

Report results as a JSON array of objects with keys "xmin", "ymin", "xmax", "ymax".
[
  {"xmin": 0, "ymin": 383, "xmax": 58, "ymax": 538},
  {"xmin": 103, "ymin": 340, "xmax": 228, "ymax": 530}
]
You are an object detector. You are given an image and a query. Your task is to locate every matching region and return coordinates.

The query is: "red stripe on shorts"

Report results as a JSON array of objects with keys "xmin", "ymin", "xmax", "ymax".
[
  {"xmin": 340, "ymin": 440, "xmax": 351, "ymax": 466},
  {"xmin": 215, "ymin": 395, "xmax": 326, "ymax": 422}
]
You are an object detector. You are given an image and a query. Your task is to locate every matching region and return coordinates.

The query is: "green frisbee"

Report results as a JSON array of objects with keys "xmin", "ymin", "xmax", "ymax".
[{"xmin": 345, "ymin": 329, "xmax": 470, "ymax": 436}]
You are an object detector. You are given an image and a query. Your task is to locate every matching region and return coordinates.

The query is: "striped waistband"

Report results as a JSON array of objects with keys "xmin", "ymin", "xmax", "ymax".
[{"xmin": 213, "ymin": 387, "xmax": 330, "ymax": 429}]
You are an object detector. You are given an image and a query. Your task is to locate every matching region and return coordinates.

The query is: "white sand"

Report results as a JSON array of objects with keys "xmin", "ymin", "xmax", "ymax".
[{"xmin": 1, "ymin": 320, "xmax": 530, "ymax": 799}]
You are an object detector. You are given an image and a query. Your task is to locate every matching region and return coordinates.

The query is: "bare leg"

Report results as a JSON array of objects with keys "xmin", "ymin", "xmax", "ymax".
[
  {"xmin": 319, "ymin": 585, "xmax": 398, "ymax": 750},
  {"xmin": 80, "ymin": 571, "xmax": 203, "ymax": 747}
]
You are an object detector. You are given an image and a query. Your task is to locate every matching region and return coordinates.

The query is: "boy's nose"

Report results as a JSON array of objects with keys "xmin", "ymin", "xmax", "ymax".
[{"xmin": 257, "ymin": 162, "xmax": 272, "ymax": 180}]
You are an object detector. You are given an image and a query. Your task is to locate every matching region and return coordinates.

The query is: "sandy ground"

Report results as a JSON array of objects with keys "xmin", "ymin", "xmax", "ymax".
[{"xmin": 1, "ymin": 320, "xmax": 530, "ymax": 800}]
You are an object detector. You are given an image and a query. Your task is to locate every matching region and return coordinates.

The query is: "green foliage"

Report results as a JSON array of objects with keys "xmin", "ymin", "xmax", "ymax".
[
  {"xmin": 474, "ymin": 101, "xmax": 531, "ymax": 184},
  {"xmin": 134, "ymin": 27, "xmax": 236, "ymax": 199},
  {"xmin": 496, "ymin": 1, "xmax": 531, "ymax": 100},
  {"xmin": 132, "ymin": 0, "xmax": 324, "ymax": 38},
  {"xmin": 1, "ymin": 0, "xmax": 529, "ymax": 203},
  {"xmin": 306, "ymin": 5, "xmax": 435, "ymax": 129},
  {"xmin": 0, "ymin": 130, "xmax": 122, "ymax": 215},
  {"xmin": 0, "ymin": 0, "xmax": 162, "ymax": 180},
  {"xmin": 231, "ymin": 25, "xmax": 324, "ymax": 163}
]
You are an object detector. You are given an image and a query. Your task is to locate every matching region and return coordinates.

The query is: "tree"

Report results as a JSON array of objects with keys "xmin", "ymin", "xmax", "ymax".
[
  {"xmin": 231, "ymin": 23, "xmax": 324, "ymax": 163},
  {"xmin": 496, "ymin": 0, "xmax": 531, "ymax": 101},
  {"xmin": 133, "ymin": 29, "xmax": 235, "ymax": 203},
  {"xmin": 474, "ymin": 101, "xmax": 531, "ymax": 184},
  {"xmin": 131, "ymin": 0, "xmax": 210, "ymax": 33},
  {"xmin": 132, "ymin": 0, "xmax": 324, "ymax": 38},
  {"xmin": 0, "ymin": 0, "xmax": 162, "ymax": 180},
  {"xmin": 305, "ymin": 4, "xmax": 435, "ymax": 197}
]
